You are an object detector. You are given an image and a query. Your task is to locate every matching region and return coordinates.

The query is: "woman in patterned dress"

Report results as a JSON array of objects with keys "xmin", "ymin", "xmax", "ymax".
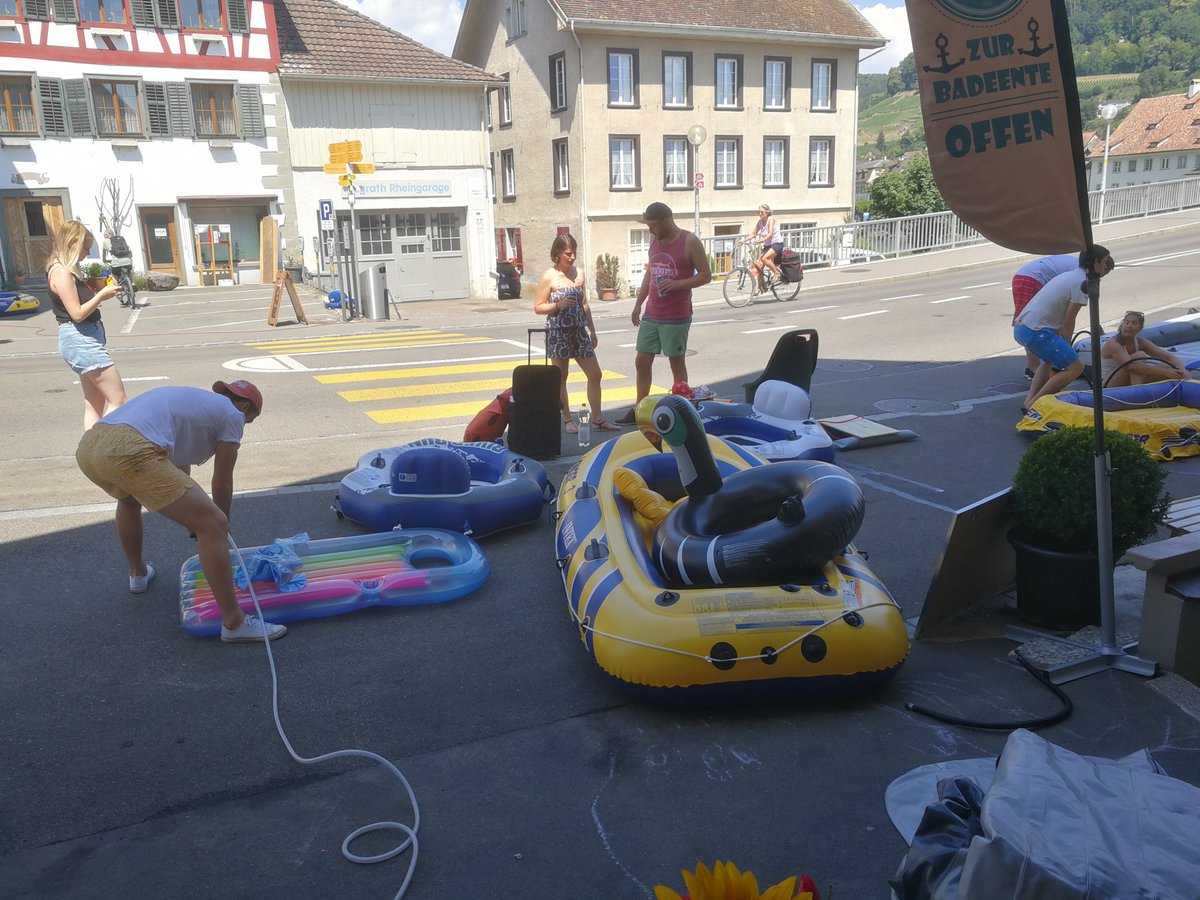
[{"xmin": 533, "ymin": 233, "xmax": 622, "ymax": 433}]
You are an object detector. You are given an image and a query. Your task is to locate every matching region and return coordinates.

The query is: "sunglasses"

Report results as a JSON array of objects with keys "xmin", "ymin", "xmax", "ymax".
[{"xmin": 1124, "ymin": 311, "xmax": 1145, "ymax": 322}]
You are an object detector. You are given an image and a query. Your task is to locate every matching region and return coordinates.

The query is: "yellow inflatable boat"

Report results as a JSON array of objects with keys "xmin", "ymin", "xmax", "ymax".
[{"xmin": 553, "ymin": 395, "xmax": 909, "ymax": 701}]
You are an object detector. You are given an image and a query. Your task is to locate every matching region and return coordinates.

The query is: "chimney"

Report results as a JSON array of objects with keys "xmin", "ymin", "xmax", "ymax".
[{"xmin": 1190, "ymin": 78, "xmax": 1200, "ymax": 100}]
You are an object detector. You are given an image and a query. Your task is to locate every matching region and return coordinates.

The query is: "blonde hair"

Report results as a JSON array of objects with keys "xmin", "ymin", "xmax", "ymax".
[
  {"xmin": 759, "ymin": 204, "xmax": 772, "ymax": 215},
  {"xmin": 45, "ymin": 220, "xmax": 93, "ymax": 276}
]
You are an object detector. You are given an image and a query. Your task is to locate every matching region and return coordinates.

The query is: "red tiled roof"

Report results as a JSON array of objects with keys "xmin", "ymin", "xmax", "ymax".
[
  {"xmin": 1107, "ymin": 91, "xmax": 1200, "ymax": 156},
  {"xmin": 276, "ymin": 0, "xmax": 501, "ymax": 82},
  {"xmin": 554, "ymin": 0, "xmax": 882, "ymax": 42}
]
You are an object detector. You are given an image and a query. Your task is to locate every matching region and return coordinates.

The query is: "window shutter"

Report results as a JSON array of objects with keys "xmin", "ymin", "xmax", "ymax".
[
  {"xmin": 51, "ymin": 0, "xmax": 78, "ymax": 22},
  {"xmin": 63, "ymin": 79, "xmax": 94, "ymax": 136},
  {"xmin": 130, "ymin": 0, "xmax": 156, "ymax": 27},
  {"xmin": 237, "ymin": 84, "xmax": 265, "ymax": 138},
  {"xmin": 165, "ymin": 82, "xmax": 193, "ymax": 137},
  {"xmin": 226, "ymin": 0, "xmax": 249, "ymax": 33},
  {"xmin": 24, "ymin": 0, "xmax": 51, "ymax": 19},
  {"xmin": 155, "ymin": 0, "xmax": 180, "ymax": 29},
  {"xmin": 144, "ymin": 83, "xmax": 170, "ymax": 137},
  {"xmin": 37, "ymin": 78, "xmax": 67, "ymax": 136}
]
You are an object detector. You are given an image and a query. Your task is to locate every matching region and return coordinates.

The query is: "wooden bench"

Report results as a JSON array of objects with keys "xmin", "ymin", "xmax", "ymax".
[{"xmin": 1165, "ymin": 495, "xmax": 1200, "ymax": 535}]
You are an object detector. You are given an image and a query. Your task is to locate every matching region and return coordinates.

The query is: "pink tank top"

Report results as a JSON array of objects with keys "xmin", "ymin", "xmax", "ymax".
[{"xmin": 646, "ymin": 230, "xmax": 693, "ymax": 322}]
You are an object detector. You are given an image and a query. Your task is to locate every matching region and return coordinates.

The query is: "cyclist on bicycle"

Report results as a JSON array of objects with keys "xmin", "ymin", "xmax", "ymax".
[
  {"xmin": 102, "ymin": 226, "xmax": 135, "ymax": 308},
  {"xmin": 737, "ymin": 204, "xmax": 784, "ymax": 293}
]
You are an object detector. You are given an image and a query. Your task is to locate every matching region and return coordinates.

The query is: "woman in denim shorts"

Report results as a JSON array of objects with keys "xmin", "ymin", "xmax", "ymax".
[{"xmin": 46, "ymin": 220, "xmax": 127, "ymax": 429}]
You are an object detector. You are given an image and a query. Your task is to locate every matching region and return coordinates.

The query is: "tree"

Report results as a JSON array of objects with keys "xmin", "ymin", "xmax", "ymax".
[
  {"xmin": 886, "ymin": 67, "xmax": 903, "ymax": 95},
  {"xmin": 868, "ymin": 155, "xmax": 947, "ymax": 219},
  {"xmin": 898, "ymin": 53, "xmax": 917, "ymax": 91},
  {"xmin": 875, "ymin": 131, "xmax": 886, "ymax": 152},
  {"xmin": 94, "ymin": 176, "xmax": 135, "ymax": 237}
]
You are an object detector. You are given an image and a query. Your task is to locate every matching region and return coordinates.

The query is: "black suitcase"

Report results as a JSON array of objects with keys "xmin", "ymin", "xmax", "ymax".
[{"xmin": 507, "ymin": 328, "xmax": 562, "ymax": 459}]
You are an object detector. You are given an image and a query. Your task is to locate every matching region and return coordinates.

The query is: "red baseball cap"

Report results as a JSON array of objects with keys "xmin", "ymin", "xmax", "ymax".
[{"xmin": 213, "ymin": 379, "xmax": 263, "ymax": 417}]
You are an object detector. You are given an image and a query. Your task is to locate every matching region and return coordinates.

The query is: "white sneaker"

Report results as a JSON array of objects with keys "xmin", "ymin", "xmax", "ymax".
[
  {"xmin": 220, "ymin": 614, "xmax": 287, "ymax": 643},
  {"xmin": 129, "ymin": 564, "xmax": 156, "ymax": 594}
]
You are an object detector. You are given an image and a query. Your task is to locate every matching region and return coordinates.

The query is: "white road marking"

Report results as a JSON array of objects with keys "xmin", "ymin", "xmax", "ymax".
[
  {"xmin": 930, "ymin": 295, "xmax": 970, "ymax": 304},
  {"xmin": 961, "ymin": 281, "xmax": 1002, "ymax": 289},
  {"xmin": 119, "ymin": 306, "xmax": 142, "ymax": 334},
  {"xmin": 224, "ymin": 350, "xmax": 529, "ymax": 374},
  {"xmin": 693, "ymin": 319, "xmax": 738, "ymax": 326},
  {"xmin": 75, "ymin": 375, "xmax": 169, "ymax": 385},
  {"xmin": 177, "ymin": 318, "xmax": 267, "ymax": 330},
  {"xmin": 838, "ymin": 309, "xmax": 890, "ymax": 320},
  {"xmin": 785, "ymin": 304, "xmax": 838, "ymax": 315},
  {"xmin": 742, "ymin": 325, "xmax": 798, "ymax": 334},
  {"xmin": 875, "ymin": 293, "xmax": 923, "ymax": 302}
]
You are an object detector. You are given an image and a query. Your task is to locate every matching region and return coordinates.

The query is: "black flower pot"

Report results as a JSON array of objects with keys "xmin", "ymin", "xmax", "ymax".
[{"xmin": 1007, "ymin": 531, "xmax": 1101, "ymax": 631}]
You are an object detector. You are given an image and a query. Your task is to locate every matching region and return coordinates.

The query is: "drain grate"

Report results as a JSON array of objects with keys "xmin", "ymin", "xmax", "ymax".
[
  {"xmin": 874, "ymin": 398, "xmax": 960, "ymax": 414},
  {"xmin": 816, "ymin": 360, "xmax": 873, "ymax": 372}
]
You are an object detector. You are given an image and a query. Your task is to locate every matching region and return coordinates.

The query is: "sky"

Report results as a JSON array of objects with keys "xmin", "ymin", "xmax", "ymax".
[{"xmin": 334, "ymin": 0, "xmax": 913, "ymax": 75}]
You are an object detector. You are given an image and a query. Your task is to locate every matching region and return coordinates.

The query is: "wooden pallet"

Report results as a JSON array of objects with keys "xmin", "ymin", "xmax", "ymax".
[{"xmin": 1166, "ymin": 495, "xmax": 1200, "ymax": 535}]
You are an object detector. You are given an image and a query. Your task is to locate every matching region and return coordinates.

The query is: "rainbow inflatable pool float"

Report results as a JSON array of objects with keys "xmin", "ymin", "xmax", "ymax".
[{"xmin": 179, "ymin": 529, "xmax": 489, "ymax": 636}]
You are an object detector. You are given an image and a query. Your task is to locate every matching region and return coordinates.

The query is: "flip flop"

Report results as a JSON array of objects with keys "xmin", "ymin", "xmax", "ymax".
[
  {"xmin": 593, "ymin": 418, "xmax": 622, "ymax": 431},
  {"xmin": 564, "ymin": 419, "xmax": 579, "ymax": 433}
]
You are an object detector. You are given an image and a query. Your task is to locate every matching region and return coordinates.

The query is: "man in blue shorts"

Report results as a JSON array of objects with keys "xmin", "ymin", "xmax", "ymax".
[
  {"xmin": 615, "ymin": 202, "xmax": 712, "ymax": 424},
  {"xmin": 1015, "ymin": 246, "xmax": 1114, "ymax": 410}
]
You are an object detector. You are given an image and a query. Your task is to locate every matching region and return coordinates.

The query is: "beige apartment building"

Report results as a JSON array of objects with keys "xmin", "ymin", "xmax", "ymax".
[{"xmin": 454, "ymin": 0, "xmax": 883, "ymax": 292}]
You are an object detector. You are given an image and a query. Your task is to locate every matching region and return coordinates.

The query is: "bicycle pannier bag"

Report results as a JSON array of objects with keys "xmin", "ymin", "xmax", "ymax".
[{"xmin": 779, "ymin": 250, "xmax": 804, "ymax": 284}]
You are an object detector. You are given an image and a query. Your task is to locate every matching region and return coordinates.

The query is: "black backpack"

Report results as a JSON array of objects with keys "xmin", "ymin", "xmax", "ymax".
[{"xmin": 109, "ymin": 234, "xmax": 131, "ymax": 258}]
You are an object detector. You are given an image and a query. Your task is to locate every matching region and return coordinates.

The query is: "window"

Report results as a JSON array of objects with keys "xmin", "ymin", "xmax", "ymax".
[
  {"xmin": 80, "ymin": 0, "xmax": 127, "ymax": 23},
  {"xmin": 549, "ymin": 52, "xmax": 567, "ymax": 113},
  {"xmin": 500, "ymin": 149, "xmax": 516, "ymax": 199},
  {"xmin": 714, "ymin": 136, "xmax": 741, "ymax": 188},
  {"xmin": 357, "ymin": 213, "xmax": 393, "ymax": 256},
  {"xmin": 553, "ymin": 138, "xmax": 569, "ymax": 194},
  {"xmin": 715, "ymin": 55, "xmax": 741, "ymax": 109},
  {"xmin": 811, "ymin": 60, "xmax": 836, "ymax": 111},
  {"xmin": 809, "ymin": 137, "xmax": 833, "ymax": 186},
  {"xmin": 0, "ymin": 0, "xmax": 17, "ymax": 14},
  {"xmin": 484, "ymin": 96, "xmax": 492, "ymax": 131},
  {"xmin": 1179, "ymin": 155, "xmax": 1188, "ymax": 168},
  {"xmin": 0, "ymin": 76, "xmax": 37, "ymax": 135},
  {"xmin": 498, "ymin": 79, "xmax": 512, "ymax": 126},
  {"xmin": 1160, "ymin": 157, "xmax": 1170, "ymax": 170},
  {"xmin": 431, "ymin": 212, "xmax": 461, "ymax": 253},
  {"xmin": 1112, "ymin": 160, "xmax": 1122, "ymax": 173},
  {"xmin": 764, "ymin": 57, "xmax": 790, "ymax": 111},
  {"xmin": 608, "ymin": 50, "xmax": 638, "ymax": 107},
  {"xmin": 505, "ymin": 0, "xmax": 526, "ymax": 39},
  {"xmin": 191, "ymin": 82, "xmax": 236, "ymax": 137},
  {"xmin": 180, "ymin": 0, "xmax": 223, "ymax": 30},
  {"xmin": 764, "ymin": 137, "xmax": 788, "ymax": 188},
  {"xmin": 609, "ymin": 135, "xmax": 640, "ymax": 190},
  {"xmin": 629, "ymin": 228, "xmax": 651, "ymax": 284},
  {"xmin": 396, "ymin": 213, "xmax": 427, "ymax": 252},
  {"xmin": 663, "ymin": 136, "xmax": 691, "ymax": 190},
  {"xmin": 91, "ymin": 79, "xmax": 142, "ymax": 136},
  {"xmin": 662, "ymin": 52, "xmax": 691, "ymax": 109}
]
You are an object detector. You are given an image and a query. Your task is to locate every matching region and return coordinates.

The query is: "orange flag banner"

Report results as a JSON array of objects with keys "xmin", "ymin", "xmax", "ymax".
[{"xmin": 906, "ymin": 0, "xmax": 1090, "ymax": 253}]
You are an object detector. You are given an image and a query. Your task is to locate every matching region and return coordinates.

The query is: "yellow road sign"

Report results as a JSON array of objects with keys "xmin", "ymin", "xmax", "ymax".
[
  {"xmin": 328, "ymin": 140, "xmax": 363, "ymax": 163},
  {"xmin": 323, "ymin": 163, "xmax": 348, "ymax": 174},
  {"xmin": 350, "ymin": 163, "xmax": 376, "ymax": 174}
]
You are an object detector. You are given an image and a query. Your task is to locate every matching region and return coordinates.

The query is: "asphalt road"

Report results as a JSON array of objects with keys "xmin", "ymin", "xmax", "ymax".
[{"xmin": 4, "ymin": 217, "xmax": 1200, "ymax": 898}]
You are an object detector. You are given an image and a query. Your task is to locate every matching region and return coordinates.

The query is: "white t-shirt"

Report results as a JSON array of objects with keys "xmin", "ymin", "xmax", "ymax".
[
  {"xmin": 98, "ymin": 386, "xmax": 244, "ymax": 466},
  {"xmin": 1014, "ymin": 269, "xmax": 1089, "ymax": 332}
]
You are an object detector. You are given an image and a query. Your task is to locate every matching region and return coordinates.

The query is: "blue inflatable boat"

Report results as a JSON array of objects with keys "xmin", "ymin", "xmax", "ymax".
[{"xmin": 334, "ymin": 438, "xmax": 552, "ymax": 536}]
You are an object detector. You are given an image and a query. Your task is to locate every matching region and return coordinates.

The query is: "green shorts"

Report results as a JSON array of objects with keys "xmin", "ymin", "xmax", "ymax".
[
  {"xmin": 76, "ymin": 424, "xmax": 196, "ymax": 512},
  {"xmin": 636, "ymin": 319, "xmax": 691, "ymax": 357}
]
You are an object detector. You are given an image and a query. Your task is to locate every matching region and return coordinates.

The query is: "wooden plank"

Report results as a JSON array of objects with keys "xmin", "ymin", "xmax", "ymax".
[
  {"xmin": 267, "ymin": 271, "xmax": 308, "ymax": 327},
  {"xmin": 817, "ymin": 415, "xmax": 899, "ymax": 440}
]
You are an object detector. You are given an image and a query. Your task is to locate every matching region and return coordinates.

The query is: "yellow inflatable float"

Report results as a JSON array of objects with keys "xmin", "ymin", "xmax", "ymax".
[{"xmin": 553, "ymin": 394, "xmax": 909, "ymax": 701}]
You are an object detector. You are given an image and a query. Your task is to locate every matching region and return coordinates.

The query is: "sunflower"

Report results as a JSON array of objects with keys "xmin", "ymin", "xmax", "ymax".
[{"xmin": 654, "ymin": 860, "xmax": 820, "ymax": 900}]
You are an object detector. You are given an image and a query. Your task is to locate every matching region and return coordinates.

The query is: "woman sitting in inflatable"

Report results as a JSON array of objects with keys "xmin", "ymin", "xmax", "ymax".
[{"xmin": 1102, "ymin": 310, "xmax": 1191, "ymax": 387}]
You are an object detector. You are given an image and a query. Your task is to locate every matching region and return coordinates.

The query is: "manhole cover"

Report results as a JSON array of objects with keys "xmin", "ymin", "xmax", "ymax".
[
  {"xmin": 816, "ymin": 360, "xmax": 873, "ymax": 372},
  {"xmin": 874, "ymin": 398, "xmax": 959, "ymax": 414}
]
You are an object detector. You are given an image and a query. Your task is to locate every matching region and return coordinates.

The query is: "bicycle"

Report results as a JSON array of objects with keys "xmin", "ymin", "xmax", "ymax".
[
  {"xmin": 722, "ymin": 243, "xmax": 801, "ymax": 308},
  {"xmin": 113, "ymin": 266, "xmax": 136, "ymax": 308}
]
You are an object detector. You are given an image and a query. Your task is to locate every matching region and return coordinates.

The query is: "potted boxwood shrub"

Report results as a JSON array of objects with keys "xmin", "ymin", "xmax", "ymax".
[
  {"xmin": 595, "ymin": 253, "xmax": 621, "ymax": 301},
  {"xmin": 1009, "ymin": 426, "xmax": 1169, "ymax": 629}
]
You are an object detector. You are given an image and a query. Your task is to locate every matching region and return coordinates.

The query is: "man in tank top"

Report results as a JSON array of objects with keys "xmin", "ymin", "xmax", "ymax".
[{"xmin": 615, "ymin": 202, "xmax": 712, "ymax": 425}]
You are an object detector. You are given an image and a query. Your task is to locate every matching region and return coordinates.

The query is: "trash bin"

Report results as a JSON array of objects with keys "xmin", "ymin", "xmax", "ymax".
[{"xmin": 358, "ymin": 263, "xmax": 389, "ymax": 321}]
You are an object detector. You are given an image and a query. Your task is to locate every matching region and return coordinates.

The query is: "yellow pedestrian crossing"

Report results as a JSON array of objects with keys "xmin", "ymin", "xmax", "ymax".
[{"xmin": 246, "ymin": 330, "xmax": 657, "ymax": 430}]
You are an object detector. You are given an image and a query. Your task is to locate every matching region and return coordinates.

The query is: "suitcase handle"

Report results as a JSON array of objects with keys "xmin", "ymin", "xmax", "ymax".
[{"xmin": 527, "ymin": 327, "xmax": 549, "ymax": 364}]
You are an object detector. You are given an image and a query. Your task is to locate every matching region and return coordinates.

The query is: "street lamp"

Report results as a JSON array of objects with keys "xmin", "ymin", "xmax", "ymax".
[
  {"xmin": 687, "ymin": 124, "xmax": 707, "ymax": 237},
  {"xmin": 1098, "ymin": 103, "xmax": 1118, "ymax": 225}
]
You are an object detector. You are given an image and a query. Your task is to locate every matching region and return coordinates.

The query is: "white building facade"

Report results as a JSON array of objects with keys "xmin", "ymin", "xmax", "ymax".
[{"xmin": 0, "ymin": 0, "xmax": 284, "ymax": 286}]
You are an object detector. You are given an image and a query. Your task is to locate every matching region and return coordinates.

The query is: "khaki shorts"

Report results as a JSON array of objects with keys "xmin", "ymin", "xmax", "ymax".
[{"xmin": 76, "ymin": 424, "xmax": 196, "ymax": 512}]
